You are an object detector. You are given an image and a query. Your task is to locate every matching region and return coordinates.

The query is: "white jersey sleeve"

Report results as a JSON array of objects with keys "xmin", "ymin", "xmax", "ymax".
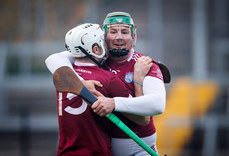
[
  {"xmin": 45, "ymin": 51, "xmax": 83, "ymax": 80},
  {"xmin": 114, "ymin": 76, "xmax": 166, "ymax": 116}
]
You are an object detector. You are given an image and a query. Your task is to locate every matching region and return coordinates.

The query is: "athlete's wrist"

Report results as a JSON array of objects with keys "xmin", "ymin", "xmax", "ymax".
[
  {"xmin": 133, "ymin": 80, "xmax": 143, "ymax": 86},
  {"xmin": 133, "ymin": 76, "xmax": 144, "ymax": 85}
]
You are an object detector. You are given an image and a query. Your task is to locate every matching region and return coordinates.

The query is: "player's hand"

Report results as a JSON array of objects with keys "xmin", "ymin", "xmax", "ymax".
[
  {"xmin": 134, "ymin": 56, "xmax": 153, "ymax": 83},
  {"xmin": 82, "ymin": 80, "xmax": 104, "ymax": 97},
  {"xmin": 91, "ymin": 97, "xmax": 115, "ymax": 116}
]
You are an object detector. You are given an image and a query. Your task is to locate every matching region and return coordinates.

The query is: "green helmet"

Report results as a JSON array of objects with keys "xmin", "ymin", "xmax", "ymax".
[{"xmin": 103, "ymin": 12, "xmax": 136, "ymax": 35}]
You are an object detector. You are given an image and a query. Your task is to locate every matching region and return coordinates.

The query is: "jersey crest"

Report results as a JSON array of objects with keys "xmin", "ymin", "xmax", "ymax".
[{"xmin": 125, "ymin": 72, "xmax": 133, "ymax": 83}]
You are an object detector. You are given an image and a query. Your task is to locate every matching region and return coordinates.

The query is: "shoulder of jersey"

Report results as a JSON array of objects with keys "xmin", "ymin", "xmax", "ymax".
[{"xmin": 132, "ymin": 51, "xmax": 144, "ymax": 61}]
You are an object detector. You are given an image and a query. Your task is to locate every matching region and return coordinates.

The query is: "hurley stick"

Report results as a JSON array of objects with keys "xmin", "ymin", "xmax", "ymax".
[{"xmin": 53, "ymin": 66, "xmax": 159, "ymax": 156}]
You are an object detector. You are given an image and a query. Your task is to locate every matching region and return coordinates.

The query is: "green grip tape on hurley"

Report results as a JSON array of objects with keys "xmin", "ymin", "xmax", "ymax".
[{"xmin": 107, "ymin": 113, "xmax": 159, "ymax": 156}]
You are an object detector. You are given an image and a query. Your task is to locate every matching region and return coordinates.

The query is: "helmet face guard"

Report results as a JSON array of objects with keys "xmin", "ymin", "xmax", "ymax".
[
  {"xmin": 103, "ymin": 12, "xmax": 136, "ymax": 57},
  {"xmin": 106, "ymin": 24, "xmax": 133, "ymax": 57}
]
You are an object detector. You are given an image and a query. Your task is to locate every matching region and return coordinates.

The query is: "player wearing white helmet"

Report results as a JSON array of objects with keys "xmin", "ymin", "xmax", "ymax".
[
  {"xmin": 46, "ymin": 12, "xmax": 170, "ymax": 156},
  {"xmin": 55, "ymin": 23, "xmax": 134, "ymax": 156}
]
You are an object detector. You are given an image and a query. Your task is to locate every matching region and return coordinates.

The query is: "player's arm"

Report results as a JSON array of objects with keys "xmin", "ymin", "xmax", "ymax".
[
  {"xmin": 114, "ymin": 76, "xmax": 166, "ymax": 116},
  {"xmin": 115, "ymin": 56, "xmax": 166, "ymax": 116},
  {"xmin": 121, "ymin": 56, "xmax": 153, "ymax": 125},
  {"xmin": 133, "ymin": 56, "xmax": 153, "ymax": 96},
  {"xmin": 45, "ymin": 51, "xmax": 103, "ymax": 96},
  {"xmin": 92, "ymin": 77, "xmax": 166, "ymax": 116},
  {"xmin": 93, "ymin": 67, "xmax": 166, "ymax": 117},
  {"xmin": 45, "ymin": 51, "xmax": 76, "ymax": 74}
]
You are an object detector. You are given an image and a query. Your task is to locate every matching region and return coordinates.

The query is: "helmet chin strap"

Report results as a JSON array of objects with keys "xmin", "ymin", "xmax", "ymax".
[
  {"xmin": 77, "ymin": 46, "xmax": 107, "ymax": 67},
  {"xmin": 108, "ymin": 48, "xmax": 129, "ymax": 57}
]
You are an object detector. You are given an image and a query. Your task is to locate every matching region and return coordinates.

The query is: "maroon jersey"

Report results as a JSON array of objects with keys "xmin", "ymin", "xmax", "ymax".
[
  {"xmin": 104, "ymin": 50, "xmax": 164, "ymax": 138},
  {"xmin": 56, "ymin": 63, "xmax": 130, "ymax": 156}
]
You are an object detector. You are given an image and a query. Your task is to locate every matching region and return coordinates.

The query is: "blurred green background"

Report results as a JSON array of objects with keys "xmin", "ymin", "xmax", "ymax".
[{"xmin": 0, "ymin": 0, "xmax": 228, "ymax": 156}]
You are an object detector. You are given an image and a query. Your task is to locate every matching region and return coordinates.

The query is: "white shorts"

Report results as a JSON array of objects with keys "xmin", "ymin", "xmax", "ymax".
[{"xmin": 111, "ymin": 133, "xmax": 158, "ymax": 156}]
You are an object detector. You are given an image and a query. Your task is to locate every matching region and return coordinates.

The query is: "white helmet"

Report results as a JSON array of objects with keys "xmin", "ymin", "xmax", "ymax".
[{"xmin": 65, "ymin": 23, "xmax": 105, "ymax": 59}]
